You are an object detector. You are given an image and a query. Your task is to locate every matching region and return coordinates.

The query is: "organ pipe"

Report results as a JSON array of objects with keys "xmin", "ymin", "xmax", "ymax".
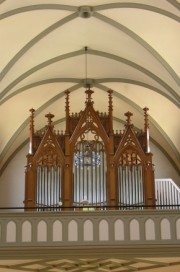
[
  {"xmin": 25, "ymin": 89, "xmax": 156, "ymax": 210},
  {"xmin": 36, "ymin": 165, "xmax": 62, "ymax": 209}
]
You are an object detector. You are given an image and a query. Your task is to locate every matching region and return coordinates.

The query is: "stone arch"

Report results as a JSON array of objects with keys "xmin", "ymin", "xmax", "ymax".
[
  {"xmin": 114, "ymin": 219, "xmax": 124, "ymax": 241},
  {"xmin": 53, "ymin": 220, "xmax": 62, "ymax": 242},
  {"xmin": 22, "ymin": 220, "xmax": 32, "ymax": 242},
  {"xmin": 37, "ymin": 220, "xmax": 47, "ymax": 242},
  {"xmin": 160, "ymin": 218, "xmax": 171, "ymax": 240},
  {"xmin": 83, "ymin": 219, "xmax": 93, "ymax": 241},
  {"xmin": 99, "ymin": 219, "xmax": 109, "ymax": 241},
  {"xmin": 145, "ymin": 218, "xmax": 155, "ymax": 240},
  {"xmin": 6, "ymin": 221, "xmax": 16, "ymax": 242},
  {"xmin": 68, "ymin": 220, "xmax": 78, "ymax": 241},
  {"xmin": 176, "ymin": 218, "xmax": 180, "ymax": 239},
  {"xmin": 130, "ymin": 219, "xmax": 140, "ymax": 240}
]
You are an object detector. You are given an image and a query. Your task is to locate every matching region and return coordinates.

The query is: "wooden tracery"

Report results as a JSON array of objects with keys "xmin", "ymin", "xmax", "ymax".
[{"xmin": 24, "ymin": 89, "xmax": 156, "ymax": 209}]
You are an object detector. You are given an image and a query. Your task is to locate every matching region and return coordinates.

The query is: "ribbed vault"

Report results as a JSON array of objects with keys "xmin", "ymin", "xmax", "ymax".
[{"xmin": 0, "ymin": 0, "xmax": 179, "ymax": 176}]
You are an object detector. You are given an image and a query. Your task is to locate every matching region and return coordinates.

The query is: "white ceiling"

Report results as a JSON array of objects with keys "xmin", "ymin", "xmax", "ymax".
[{"xmin": 0, "ymin": 0, "xmax": 180, "ymax": 175}]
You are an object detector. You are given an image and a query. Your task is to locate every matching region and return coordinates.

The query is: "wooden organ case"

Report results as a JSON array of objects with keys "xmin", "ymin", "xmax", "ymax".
[{"xmin": 24, "ymin": 89, "xmax": 156, "ymax": 209}]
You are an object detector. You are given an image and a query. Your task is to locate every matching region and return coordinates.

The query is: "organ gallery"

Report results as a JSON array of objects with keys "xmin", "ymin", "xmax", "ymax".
[{"xmin": 24, "ymin": 89, "xmax": 156, "ymax": 209}]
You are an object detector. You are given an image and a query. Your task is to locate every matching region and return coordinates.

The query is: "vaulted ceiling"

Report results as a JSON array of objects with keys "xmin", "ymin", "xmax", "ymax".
[{"xmin": 0, "ymin": 0, "xmax": 179, "ymax": 175}]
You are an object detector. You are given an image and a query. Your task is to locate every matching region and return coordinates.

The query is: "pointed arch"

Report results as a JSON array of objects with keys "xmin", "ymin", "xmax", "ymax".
[
  {"xmin": 70, "ymin": 104, "xmax": 109, "ymax": 151},
  {"xmin": 24, "ymin": 113, "xmax": 65, "ymax": 209}
]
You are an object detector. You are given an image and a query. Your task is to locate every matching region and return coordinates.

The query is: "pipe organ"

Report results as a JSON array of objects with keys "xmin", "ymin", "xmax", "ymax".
[
  {"xmin": 24, "ymin": 89, "xmax": 156, "ymax": 209},
  {"xmin": 74, "ymin": 141, "xmax": 106, "ymax": 206}
]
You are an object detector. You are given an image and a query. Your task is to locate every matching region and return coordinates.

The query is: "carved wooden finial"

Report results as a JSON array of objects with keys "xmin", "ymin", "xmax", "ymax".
[
  {"xmin": 124, "ymin": 111, "xmax": 133, "ymax": 126},
  {"xmin": 29, "ymin": 108, "xmax": 35, "ymax": 154},
  {"xmin": 108, "ymin": 90, "xmax": 113, "ymax": 134},
  {"xmin": 143, "ymin": 107, "xmax": 150, "ymax": 153},
  {"xmin": 85, "ymin": 88, "xmax": 94, "ymax": 104},
  {"xmin": 65, "ymin": 90, "xmax": 70, "ymax": 113},
  {"xmin": 65, "ymin": 90, "xmax": 70, "ymax": 134},
  {"xmin": 29, "ymin": 108, "xmax": 35, "ymax": 129},
  {"xmin": 143, "ymin": 107, "xmax": 149, "ymax": 130},
  {"xmin": 29, "ymin": 108, "xmax": 35, "ymax": 115},
  {"xmin": 45, "ymin": 112, "xmax": 54, "ymax": 126},
  {"xmin": 108, "ymin": 90, "xmax": 113, "ymax": 113}
]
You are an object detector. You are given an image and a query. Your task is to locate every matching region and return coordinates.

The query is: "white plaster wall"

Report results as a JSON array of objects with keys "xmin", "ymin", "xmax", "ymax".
[
  {"xmin": 0, "ymin": 145, "xmax": 27, "ymax": 207},
  {"xmin": 151, "ymin": 142, "xmax": 180, "ymax": 186},
  {"xmin": 0, "ymin": 141, "xmax": 179, "ymax": 207}
]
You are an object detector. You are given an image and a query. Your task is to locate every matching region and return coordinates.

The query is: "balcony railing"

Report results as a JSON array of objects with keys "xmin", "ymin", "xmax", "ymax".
[
  {"xmin": 155, "ymin": 178, "xmax": 180, "ymax": 208},
  {"xmin": 0, "ymin": 178, "xmax": 179, "ymax": 258},
  {"xmin": 0, "ymin": 209, "xmax": 179, "ymax": 253}
]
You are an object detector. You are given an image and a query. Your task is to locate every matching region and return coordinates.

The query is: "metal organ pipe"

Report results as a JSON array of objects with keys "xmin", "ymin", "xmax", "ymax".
[
  {"xmin": 118, "ymin": 164, "xmax": 144, "ymax": 209},
  {"xmin": 73, "ymin": 141, "xmax": 106, "ymax": 206},
  {"xmin": 36, "ymin": 164, "xmax": 62, "ymax": 210}
]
